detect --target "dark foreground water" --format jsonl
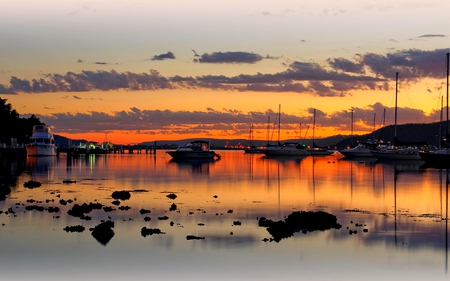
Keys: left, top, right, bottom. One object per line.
{"left": 0, "top": 150, "right": 449, "bottom": 281}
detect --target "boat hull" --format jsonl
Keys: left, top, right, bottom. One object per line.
{"left": 371, "top": 149, "right": 421, "bottom": 160}
{"left": 419, "top": 151, "right": 450, "bottom": 167}
{"left": 26, "top": 144, "right": 57, "bottom": 156}
{"left": 260, "top": 147, "right": 309, "bottom": 156}
{"left": 307, "top": 149, "right": 334, "bottom": 156}
{"left": 167, "top": 151, "right": 218, "bottom": 160}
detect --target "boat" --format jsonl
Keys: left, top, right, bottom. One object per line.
{"left": 340, "top": 143, "right": 373, "bottom": 158}
{"left": 420, "top": 53, "right": 450, "bottom": 166}
{"left": 260, "top": 141, "right": 309, "bottom": 156}
{"left": 26, "top": 125, "right": 57, "bottom": 156}
{"left": 307, "top": 108, "right": 333, "bottom": 156}
{"left": 244, "top": 123, "right": 260, "bottom": 153}
{"left": 166, "top": 140, "right": 221, "bottom": 160}
{"left": 259, "top": 105, "right": 309, "bottom": 157}
{"left": 370, "top": 73, "right": 426, "bottom": 160}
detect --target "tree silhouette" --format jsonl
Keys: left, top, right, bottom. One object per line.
{"left": 0, "top": 98, "right": 42, "bottom": 144}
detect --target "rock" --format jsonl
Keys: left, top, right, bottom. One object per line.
{"left": 233, "top": 221, "right": 242, "bottom": 226}
{"left": 186, "top": 235, "right": 205, "bottom": 240}
{"left": 166, "top": 193, "right": 177, "bottom": 200}
{"left": 67, "top": 202, "right": 103, "bottom": 218}
{"left": 111, "top": 190, "right": 131, "bottom": 200}
{"left": 118, "top": 205, "right": 131, "bottom": 211}
{"left": 111, "top": 200, "right": 121, "bottom": 206}
{"left": 23, "top": 180, "right": 41, "bottom": 189}
{"left": 64, "top": 225, "right": 85, "bottom": 232}
{"left": 158, "top": 216, "right": 169, "bottom": 220}
{"left": 144, "top": 216, "right": 151, "bottom": 222}
{"left": 227, "top": 209, "right": 233, "bottom": 214}
{"left": 258, "top": 211, "right": 342, "bottom": 242}
{"left": 90, "top": 220, "right": 115, "bottom": 245}
{"left": 62, "top": 180, "right": 76, "bottom": 184}
{"left": 141, "top": 227, "right": 165, "bottom": 237}
{"left": 169, "top": 203, "right": 177, "bottom": 211}
{"left": 139, "top": 209, "right": 151, "bottom": 214}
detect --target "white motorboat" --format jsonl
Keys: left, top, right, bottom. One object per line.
{"left": 26, "top": 125, "right": 57, "bottom": 156}
{"left": 371, "top": 145, "right": 422, "bottom": 160}
{"left": 166, "top": 140, "right": 220, "bottom": 160}
{"left": 260, "top": 141, "right": 309, "bottom": 156}
{"left": 339, "top": 144, "right": 373, "bottom": 158}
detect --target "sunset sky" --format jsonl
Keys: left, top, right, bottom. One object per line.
{"left": 1, "top": 0, "right": 450, "bottom": 144}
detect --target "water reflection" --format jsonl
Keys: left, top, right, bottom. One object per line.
{"left": 1, "top": 151, "right": 449, "bottom": 280}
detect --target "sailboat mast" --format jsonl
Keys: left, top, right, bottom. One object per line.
{"left": 313, "top": 108, "right": 316, "bottom": 146}
{"left": 372, "top": 112, "right": 376, "bottom": 140}
{"left": 278, "top": 104, "right": 281, "bottom": 144}
{"left": 351, "top": 109, "right": 354, "bottom": 146}
{"left": 446, "top": 53, "right": 449, "bottom": 139}
{"left": 394, "top": 72, "right": 399, "bottom": 140}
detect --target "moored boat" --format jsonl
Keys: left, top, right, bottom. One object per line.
{"left": 369, "top": 73, "right": 426, "bottom": 161}
{"left": 419, "top": 53, "right": 450, "bottom": 167}
{"left": 339, "top": 144, "right": 373, "bottom": 158}
{"left": 166, "top": 140, "right": 221, "bottom": 160}
{"left": 260, "top": 141, "right": 309, "bottom": 156}
{"left": 26, "top": 125, "right": 57, "bottom": 156}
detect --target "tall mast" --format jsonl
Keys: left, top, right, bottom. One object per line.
{"left": 351, "top": 109, "right": 354, "bottom": 146}
{"left": 278, "top": 104, "right": 281, "bottom": 144}
{"left": 394, "top": 72, "right": 399, "bottom": 141}
{"left": 446, "top": 53, "right": 449, "bottom": 139}
{"left": 312, "top": 108, "right": 316, "bottom": 146}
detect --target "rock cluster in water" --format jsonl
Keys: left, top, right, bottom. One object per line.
{"left": 259, "top": 211, "right": 342, "bottom": 242}
{"left": 90, "top": 220, "right": 115, "bottom": 245}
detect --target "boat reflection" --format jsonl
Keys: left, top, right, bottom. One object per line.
{"left": 167, "top": 158, "right": 216, "bottom": 174}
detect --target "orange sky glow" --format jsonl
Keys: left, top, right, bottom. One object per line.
{"left": 1, "top": 1, "right": 450, "bottom": 144}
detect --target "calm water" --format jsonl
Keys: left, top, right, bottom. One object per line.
{"left": 0, "top": 150, "right": 449, "bottom": 281}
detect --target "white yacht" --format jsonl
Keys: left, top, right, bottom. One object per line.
{"left": 339, "top": 144, "right": 373, "bottom": 158}
{"left": 260, "top": 141, "right": 310, "bottom": 157}
{"left": 166, "top": 140, "right": 220, "bottom": 160}
{"left": 26, "top": 125, "right": 57, "bottom": 156}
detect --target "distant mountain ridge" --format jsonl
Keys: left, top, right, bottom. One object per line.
{"left": 54, "top": 121, "right": 446, "bottom": 149}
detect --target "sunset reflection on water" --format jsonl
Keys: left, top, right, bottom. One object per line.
{"left": 0, "top": 150, "right": 448, "bottom": 280}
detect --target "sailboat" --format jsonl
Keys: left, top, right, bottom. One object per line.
{"left": 260, "top": 104, "right": 309, "bottom": 157}
{"left": 420, "top": 53, "right": 450, "bottom": 167}
{"left": 244, "top": 123, "right": 260, "bottom": 153}
{"left": 307, "top": 108, "right": 333, "bottom": 156}
{"left": 340, "top": 111, "right": 378, "bottom": 158}
{"left": 370, "top": 73, "right": 426, "bottom": 160}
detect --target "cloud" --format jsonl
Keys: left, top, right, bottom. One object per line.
{"left": 34, "top": 102, "right": 435, "bottom": 138}
{"left": 1, "top": 48, "right": 449, "bottom": 97}
{"left": 149, "top": 51, "right": 176, "bottom": 61}
{"left": 194, "top": 51, "right": 264, "bottom": 64}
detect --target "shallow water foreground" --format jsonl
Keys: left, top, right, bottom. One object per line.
{"left": 0, "top": 151, "right": 449, "bottom": 280}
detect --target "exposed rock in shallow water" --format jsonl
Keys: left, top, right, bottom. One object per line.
{"left": 90, "top": 220, "right": 115, "bottom": 245}
{"left": 169, "top": 203, "right": 177, "bottom": 211}
{"left": 139, "top": 209, "right": 151, "bottom": 214}
{"left": 141, "top": 227, "right": 165, "bottom": 237}
{"left": 186, "top": 235, "right": 205, "bottom": 240}
{"left": 166, "top": 193, "right": 177, "bottom": 200}
{"left": 64, "top": 225, "right": 85, "bottom": 233}
{"left": 258, "top": 211, "right": 342, "bottom": 242}
{"left": 23, "top": 180, "right": 41, "bottom": 189}
{"left": 67, "top": 202, "right": 103, "bottom": 218}
{"left": 0, "top": 185, "right": 11, "bottom": 201}
{"left": 111, "top": 190, "right": 131, "bottom": 200}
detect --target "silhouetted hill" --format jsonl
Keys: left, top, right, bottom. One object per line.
{"left": 335, "top": 122, "right": 444, "bottom": 149}
{"left": 55, "top": 121, "right": 445, "bottom": 149}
